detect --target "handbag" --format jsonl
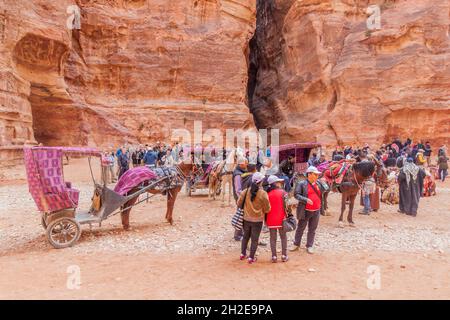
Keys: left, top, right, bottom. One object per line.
{"left": 282, "top": 213, "right": 297, "bottom": 232}
{"left": 231, "top": 189, "right": 249, "bottom": 231}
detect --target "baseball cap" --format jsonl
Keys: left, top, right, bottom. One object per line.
{"left": 267, "top": 175, "right": 284, "bottom": 185}
{"left": 306, "top": 166, "right": 321, "bottom": 175}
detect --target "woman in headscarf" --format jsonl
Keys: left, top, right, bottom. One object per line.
{"left": 397, "top": 158, "right": 426, "bottom": 216}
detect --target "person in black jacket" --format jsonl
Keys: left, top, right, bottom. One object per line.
{"left": 278, "top": 155, "right": 295, "bottom": 192}
{"left": 290, "top": 166, "right": 326, "bottom": 254}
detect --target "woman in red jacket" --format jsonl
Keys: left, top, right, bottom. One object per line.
{"left": 266, "top": 175, "right": 291, "bottom": 262}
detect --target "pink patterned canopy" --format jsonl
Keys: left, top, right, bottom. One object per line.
{"left": 24, "top": 146, "right": 100, "bottom": 213}
{"left": 30, "top": 146, "right": 101, "bottom": 157}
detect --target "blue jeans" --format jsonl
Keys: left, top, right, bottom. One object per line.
{"left": 279, "top": 175, "right": 291, "bottom": 192}
{"left": 363, "top": 194, "right": 371, "bottom": 213}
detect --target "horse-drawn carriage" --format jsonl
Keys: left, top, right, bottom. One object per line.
{"left": 183, "top": 146, "right": 222, "bottom": 196}
{"left": 270, "top": 142, "right": 322, "bottom": 192}
{"left": 270, "top": 142, "right": 322, "bottom": 174}
{"left": 24, "top": 146, "right": 183, "bottom": 248}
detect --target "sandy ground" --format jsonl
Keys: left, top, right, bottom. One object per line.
{"left": 0, "top": 158, "right": 449, "bottom": 299}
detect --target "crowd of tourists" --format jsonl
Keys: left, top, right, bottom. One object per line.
{"left": 230, "top": 138, "right": 448, "bottom": 264}
{"left": 99, "top": 138, "right": 447, "bottom": 265}
{"left": 100, "top": 142, "right": 185, "bottom": 184}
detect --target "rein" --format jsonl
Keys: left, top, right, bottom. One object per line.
{"left": 352, "top": 167, "right": 363, "bottom": 190}
{"left": 174, "top": 164, "right": 187, "bottom": 181}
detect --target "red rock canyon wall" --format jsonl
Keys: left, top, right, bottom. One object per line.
{"left": 0, "top": 0, "right": 256, "bottom": 165}
{"left": 1, "top": 0, "right": 449, "bottom": 166}
{"left": 248, "top": 0, "right": 450, "bottom": 148}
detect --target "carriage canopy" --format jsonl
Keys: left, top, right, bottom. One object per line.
{"left": 271, "top": 143, "right": 321, "bottom": 173}
{"left": 24, "top": 146, "right": 101, "bottom": 213}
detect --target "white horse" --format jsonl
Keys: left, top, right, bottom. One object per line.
{"left": 220, "top": 148, "right": 243, "bottom": 206}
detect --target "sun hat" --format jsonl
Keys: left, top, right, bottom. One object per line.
{"left": 267, "top": 175, "right": 284, "bottom": 185}
{"left": 252, "top": 172, "right": 265, "bottom": 184}
{"left": 306, "top": 166, "right": 321, "bottom": 175}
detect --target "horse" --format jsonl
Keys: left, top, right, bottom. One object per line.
{"left": 119, "top": 162, "right": 193, "bottom": 229}
{"left": 208, "top": 160, "right": 225, "bottom": 200}
{"left": 323, "top": 161, "right": 375, "bottom": 227}
{"left": 221, "top": 148, "right": 241, "bottom": 206}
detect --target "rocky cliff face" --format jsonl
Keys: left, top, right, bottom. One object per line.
{"left": 248, "top": 0, "right": 450, "bottom": 147}
{"left": 1, "top": 0, "right": 449, "bottom": 166}
{"left": 0, "top": 0, "right": 256, "bottom": 165}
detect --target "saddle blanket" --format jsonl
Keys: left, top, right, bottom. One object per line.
{"left": 114, "top": 166, "right": 182, "bottom": 196}
{"left": 322, "top": 160, "right": 350, "bottom": 186}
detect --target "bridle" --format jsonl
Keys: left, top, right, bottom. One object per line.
{"left": 352, "top": 166, "right": 364, "bottom": 190}
{"left": 174, "top": 163, "right": 187, "bottom": 181}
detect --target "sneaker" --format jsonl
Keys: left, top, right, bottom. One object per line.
{"left": 234, "top": 236, "right": 243, "bottom": 241}
{"left": 281, "top": 255, "right": 289, "bottom": 262}
{"left": 239, "top": 254, "right": 247, "bottom": 261}
{"left": 248, "top": 257, "right": 257, "bottom": 264}
{"left": 271, "top": 256, "right": 277, "bottom": 263}
{"left": 306, "top": 247, "right": 314, "bottom": 254}
{"left": 289, "top": 245, "right": 300, "bottom": 252}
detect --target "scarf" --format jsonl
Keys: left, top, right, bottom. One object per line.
{"left": 402, "top": 162, "right": 419, "bottom": 188}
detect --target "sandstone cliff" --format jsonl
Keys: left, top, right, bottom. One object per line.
{"left": 0, "top": 0, "right": 256, "bottom": 165}
{"left": 248, "top": 0, "right": 450, "bottom": 147}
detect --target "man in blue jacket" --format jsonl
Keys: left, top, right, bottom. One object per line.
{"left": 143, "top": 148, "right": 158, "bottom": 168}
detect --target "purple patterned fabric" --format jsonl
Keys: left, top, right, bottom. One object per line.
{"left": 317, "top": 161, "right": 331, "bottom": 173}
{"left": 31, "top": 146, "right": 101, "bottom": 157}
{"left": 24, "top": 147, "right": 80, "bottom": 213}
{"left": 113, "top": 167, "right": 158, "bottom": 196}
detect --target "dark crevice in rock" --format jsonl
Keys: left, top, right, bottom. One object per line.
{"left": 246, "top": 0, "right": 294, "bottom": 130}
{"left": 327, "top": 89, "right": 338, "bottom": 112}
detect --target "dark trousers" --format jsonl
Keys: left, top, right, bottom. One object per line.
{"left": 294, "top": 210, "right": 320, "bottom": 248}
{"left": 439, "top": 169, "right": 448, "bottom": 182}
{"left": 269, "top": 228, "right": 287, "bottom": 257}
{"left": 241, "top": 220, "right": 263, "bottom": 259}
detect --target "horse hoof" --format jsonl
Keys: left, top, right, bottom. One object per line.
{"left": 348, "top": 222, "right": 356, "bottom": 227}
{"left": 338, "top": 221, "right": 344, "bottom": 228}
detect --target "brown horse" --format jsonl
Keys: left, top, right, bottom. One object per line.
{"left": 208, "top": 160, "right": 226, "bottom": 200}
{"left": 119, "top": 162, "right": 193, "bottom": 229}
{"left": 323, "top": 161, "right": 375, "bottom": 227}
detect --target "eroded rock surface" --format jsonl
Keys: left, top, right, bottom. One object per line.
{"left": 248, "top": 0, "right": 450, "bottom": 147}
{"left": 0, "top": 0, "right": 256, "bottom": 165}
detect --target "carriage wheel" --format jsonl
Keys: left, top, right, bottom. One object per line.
{"left": 46, "top": 217, "right": 81, "bottom": 249}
